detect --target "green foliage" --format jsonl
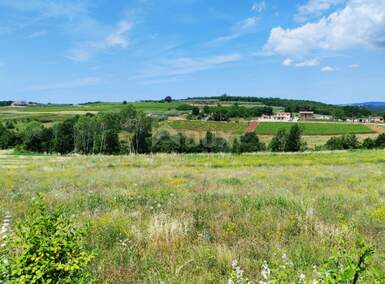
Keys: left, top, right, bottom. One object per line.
{"left": 232, "top": 138, "right": 241, "bottom": 154}
{"left": 52, "top": 117, "right": 77, "bottom": 154}
{"left": 175, "top": 104, "right": 194, "bottom": 111}
{"left": 204, "top": 105, "right": 273, "bottom": 121}
{"left": 269, "top": 129, "right": 288, "bottom": 152}
{"left": 198, "top": 131, "right": 230, "bottom": 153}
{"left": 256, "top": 122, "right": 373, "bottom": 136}
{"left": 192, "top": 106, "right": 200, "bottom": 116}
{"left": 0, "top": 123, "right": 19, "bottom": 149}
{"left": 285, "top": 124, "right": 303, "bottom": 152}
{"left": 362, "top": 138, "right": 376, "bottom": 149}
{"left": 326, "top": 134, "right": 360, "bottom": 150}
{"left": 20, "top": 121, "right": 53, "bottom": 153}
{"left": 189, "top": 95, "right": 373, "bottom": 118}
{"left": 375, "top": 133, "right": 385, "bottom": 148}
{"left": 1, "top": 198, "right": 94, "bottom": 283}
{"left": 227, "top": 240, "right": 381, "bottom": 283}
{"left": 239, "top": 132, "right": 265, "bottom": 152}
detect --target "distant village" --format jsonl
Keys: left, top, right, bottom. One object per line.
{"left": 259, "top": 111, "right": 384, "bottom": 124}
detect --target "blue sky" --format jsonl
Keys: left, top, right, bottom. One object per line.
{"left": 0, "top": 0, "right": 384, "bottom": 104}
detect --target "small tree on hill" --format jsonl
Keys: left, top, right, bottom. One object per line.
{"left": 164, "top": 96, "right": 172, "bottom": 103}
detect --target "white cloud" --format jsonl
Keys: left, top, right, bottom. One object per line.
{"left": 252, "top": 1, "right": 266, "bottom": 13}
{"left": 266, "top": 0, "right": 385, "bottom": 58}
{"left": 240, "top": 17, "right": 259, "bottom": 29}
{"left": 349, "top": 63, "right": 360, "bottom": 68}
{"left": 321, "top": 66, "right": 335, "bottom": 72}
{"left": 68, "top": 20, "right": 133, "bottom": 62}
{"left": 23, "top": 76, "right": 100, "bottom": 92}
{"left": 296, "top": 0, "right": 345, "bottom": 21}
{"left": 135, "top": 54, "right": 242, "bottom": 79}
{"left": 208, "top": 17, "right": 258, "bottom": 45}
{"left": 282, "top": 58, "right": 320, "bottom": 67}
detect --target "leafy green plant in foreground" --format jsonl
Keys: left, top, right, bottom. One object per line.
{"left": 0, "top": 198, "right": 94, "bottom": 283}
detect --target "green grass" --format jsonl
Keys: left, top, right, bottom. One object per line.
{"left": 1, "top": 150, "right": 385, "bottom": 282}
{"left": 0, "top": 102, "right": 184, "bottom": 113}
{"left": 164, "top": 120, "right": 247, "bottom": 134}
{"left": 255, "top": 122, "right": 374, "bottom": 135}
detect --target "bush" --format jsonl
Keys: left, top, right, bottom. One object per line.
{"left": 176, "top": 104, "right": 193, "bottom": 111}
{"left": 239, "top": 132, "right": 265, "bottom": 153}
{"left": 326, "top": 134, "right": 360, "bottom": 150}
{"left": 0, "top": 198, "right": 94, "bottom": 283}
{"left": 375, "top": 133, "right": 385, "bottom": 148}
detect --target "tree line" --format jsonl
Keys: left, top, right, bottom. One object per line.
{"left": 1, "top": 106, "right": 385, "bottom": 154}
{"left": 187, "top": 95, "right": 379, "bottom": 119}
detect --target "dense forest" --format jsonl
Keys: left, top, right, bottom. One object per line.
{"left": 186, "top": 95, "right": 377, "bottom": 118}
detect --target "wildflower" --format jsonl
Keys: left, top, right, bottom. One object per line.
{"left": 299, "top": 273, "right": 306, "bottom": 282}
{"left": 261, "top": 261, "right": 270, "bottom": 281}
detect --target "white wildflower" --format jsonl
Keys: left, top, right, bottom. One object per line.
{"left": 261, "top": 261, "right": 270, "bottom": 280}
{"left": 299, "top": 273, "right": 306, "bottom": 282}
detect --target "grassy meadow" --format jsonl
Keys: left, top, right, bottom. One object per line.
{"left": 0, "top": 102, "right": 184, "bottom": 114}
{"left": 1, "top": 150, "right": 385, "bottom": 282}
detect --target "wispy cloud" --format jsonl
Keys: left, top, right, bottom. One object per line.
{"left": 207, "top": 17, "right": 259, "bottom": 45}
{"left": 134, "top": 54, "right": 242, "bottom": 80}
{"left": 282, "top": 58, "right": 320, "bottom": 67}
{"left": 321, "top": 66, "right": 335, "bottom": 72}
{"left": 23, "top": 76, "right": 100, "bottom": 92}
{"left": 349, "top": 64, "right": 360, "bottom": 68}
{"left": 68, "top": 20, "right": 133, "bottom": 62}
{"left": 295, "top": 0, "right": 345, "bottom": 22}
{"left": 251, "top": 1, "right": 266, "bottom": 13}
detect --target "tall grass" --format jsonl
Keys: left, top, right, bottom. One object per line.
{"left": 0, "top": 151, "right": 385, "bottom": 282}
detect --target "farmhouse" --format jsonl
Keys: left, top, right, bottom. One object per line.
{"left": 299, "top": 111, "right": 314, "bottom": 120}
{"left": 11, "top": 101, "right": 29, "bottom": 107}
{"left": 272, "top": 112, "right": 292, "bottom": 121}
{"left": 313, "top": 114, "right": 333, "bottom": 120}
{"left": 371, "top": 116, "right": 385, "bottom": 123}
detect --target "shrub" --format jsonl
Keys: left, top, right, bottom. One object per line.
{"left": 0, "top": 198, "right": 94, "bottom": 283}
{"left": 239, "top": 132, "right": 265, "bottom": 153}
{"left": 326, "top": 134, "right": 360, "bottom": 150}
{"left": 375, "top": 133, "right": 385, "bottom": 149}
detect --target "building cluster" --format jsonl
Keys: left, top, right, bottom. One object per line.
{"left": 11, "top": 101, "right": 30, "bottom": 107}
{"left": 348, "top": 116, "right": 385, "bottom": 123}
{"left": 260, "top": 111, "right": 326, "bottom": 122}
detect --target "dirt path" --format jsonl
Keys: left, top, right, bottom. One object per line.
{"left": 244, "top": 121, "right": 260, "bottom": 134}
{"left": 368, "top": 124, "right": 385, "bottom": 134}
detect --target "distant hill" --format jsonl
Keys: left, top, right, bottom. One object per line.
{"left": 185, "top": 95, "right": 375, "bottom": 118}
{"left": 349, "top": 102, "right": 385, "bottom": 113}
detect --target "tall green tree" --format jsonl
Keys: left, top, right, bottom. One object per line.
{"left": 285, "top": 124, "right": 303, "bottom": 152}
{"left": 269, "top": 129, "right": 288, "bottom": 152}
{"left": 52, "top": 117, "right": 77, "bottom": 154}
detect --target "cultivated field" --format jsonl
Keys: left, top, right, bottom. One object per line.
{"left": 255, "top": 122, "right": 374, "bottom": 135}
{"left": 1, "top": 150, "right": 385, "bottom": 283}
